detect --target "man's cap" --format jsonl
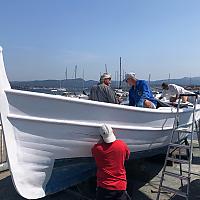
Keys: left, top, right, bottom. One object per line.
{"left": 99, "top": 124, "right": 116, "bottom": 143}
{"left": 100, "top": 73, "right": 112, "bottom": 83}
{"left": 100, "top": 73, "right": 111, "bottom": 80}
{"left": 124, "top": 72, "right": 136, "bottom": 82}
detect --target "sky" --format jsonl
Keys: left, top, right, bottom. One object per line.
{"left": 0, "top": 0, "right": 200, "bottom": 81}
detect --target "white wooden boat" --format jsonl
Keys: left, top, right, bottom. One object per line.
{"left": 0, "top": 47, "right": 200, "bottom": 199}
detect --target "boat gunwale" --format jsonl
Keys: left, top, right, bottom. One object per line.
{"left": 5, "top": 89, "right": 196, "bottom": 114}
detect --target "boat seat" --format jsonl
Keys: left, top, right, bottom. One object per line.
{"left": 156, "top": 99, "right": 193, "bottom": 109}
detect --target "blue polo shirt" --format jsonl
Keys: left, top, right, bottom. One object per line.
{"left": 129, "top": 80, "right": 157, "bottom": 107}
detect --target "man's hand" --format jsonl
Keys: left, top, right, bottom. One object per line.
{"left": 144, "top": 100, "right": 153, "bottom": 108}
{"left": 170, "top": 96, "right": 177, "bottom": 102}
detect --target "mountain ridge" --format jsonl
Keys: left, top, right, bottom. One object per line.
{"left": 10, "top": 76, "right": 200, "bottom": 90}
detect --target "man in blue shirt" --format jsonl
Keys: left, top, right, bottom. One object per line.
{"left": 124, "top": 73, "right": 157, "bottom": 108}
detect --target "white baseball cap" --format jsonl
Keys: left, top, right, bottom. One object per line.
{"left": 100, "top": 73, "right": 111, "bottom": 81}
{"left": 99, "top": 124, "right": 116, "bottom": 143}
{"left": 124, "top": 72, "right": 136, "bottom": 82}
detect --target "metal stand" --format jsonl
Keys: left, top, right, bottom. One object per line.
{"left": 156, "top": 93, "right": 200, "bottom": 200}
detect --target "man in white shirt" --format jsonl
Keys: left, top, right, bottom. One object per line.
{"left": 160, "top": 83, "right": 189, "bottom": 103}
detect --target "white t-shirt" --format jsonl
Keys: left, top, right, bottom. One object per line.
{"left": 161, "top": 84, "right": 186, "bottom": 100}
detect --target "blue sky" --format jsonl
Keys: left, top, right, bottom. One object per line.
{"left": 0, "top": 0, "right": 200, "bottom": 81}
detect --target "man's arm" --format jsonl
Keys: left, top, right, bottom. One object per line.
{"left": 105, "top": 87, "right": 119, "bottom": 104}
{"left": 169, "top": 85, "right": 179, "bottom": 102}
{"left": 159, "top": 90, "right": 166, "bottom": 100}
{"left": 89, "top": 86, "right": 97, "bottom": 101}
{"left": 129, "top": 88, "right": 135, "bottom": 106}
{"left": 126, "top": 146, "right": 130, "bottom": 160}
{"left": 141, "top": 81, "right": 151, "bottom": 98}
{"left": 124, "top": 142, "right": 130, "bottom": 160}
{"left": 136, "top": 81, "right": 150, "bottom": 107}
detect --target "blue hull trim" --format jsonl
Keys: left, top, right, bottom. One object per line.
{"left": 45, "top": 157, "right": 96, "bottom": 195}
{"left": 45, "top": 146, "right": 168, "bottom": 195}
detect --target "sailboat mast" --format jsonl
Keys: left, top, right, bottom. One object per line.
{"left": 75, "top": 65, "right": 77, "bottom": 79}
{"left": 82, "top": 68, "right": 85, "bottom": 90}
{"left": 116, "top": 71, "right": 119, "bottom": 88}
{"left": 168, "top": 73, "right": 171, "bottom": 83}
{"left": 59, "top": 80, "right": 62, "bottom": 89}
{"left": 189, "top": 74, "right": 192, "bottom": 86}
{"left": 65, "top": 67, "right": 68, "bottom": 80}
{"left": 148, "top": 73, "right": 151, "bottom": 86}
{"left": 123, "top": 69, "right": 125, "bottom": 82}
{"left": 119, "top": 57, "right": 122, "bottom": 89}
{"left": 105, "top": 64, "right": 108, "bottom": 73}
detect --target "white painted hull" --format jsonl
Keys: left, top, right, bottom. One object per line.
{"left": 0, "top": 47, "right": 200, "bottom": 199}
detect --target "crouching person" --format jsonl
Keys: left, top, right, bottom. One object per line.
{"left": 92, "top": 124, "right": 130, "bottom": 200}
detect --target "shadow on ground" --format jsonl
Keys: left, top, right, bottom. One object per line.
{"left": 126, "top": 155, "right": 165, "bottom": 200}
{"left": 0, "top": 176, "right": 26, "bottom": 200}
{"left": 3, "top": 154, "right": 195, "bottom": 200}
{"left": 192, "top": 154, "right": 200, "bottom": 165}
{"left": 0, "top": 155, "right": 165, "bottom": 200}
{"left": 170, "top": 179, "right": 200, "bottom": 200}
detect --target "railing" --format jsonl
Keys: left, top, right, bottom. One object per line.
{"left": 0, "top": 124, "right": 8, "bottom": 172}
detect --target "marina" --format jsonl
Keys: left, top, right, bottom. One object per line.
{"left": 1, "top": 46, "right": 200, "bottom": 199}
{"left": 1, "top": 1, "right": 200, "bottom": 199}
{"left": 0, "top": 47, "right": 200, "bottom": 200}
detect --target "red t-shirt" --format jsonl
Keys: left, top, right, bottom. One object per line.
{"left": 92, "top": 140, "right": 130, "bottom": 190}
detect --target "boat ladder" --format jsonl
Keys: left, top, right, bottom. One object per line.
{"left": 156, "top": 93, "right": 200, "bottom": 200}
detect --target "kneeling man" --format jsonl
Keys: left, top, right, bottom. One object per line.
{"left": 92, "top": 124, "right": 130, "bottom": 200}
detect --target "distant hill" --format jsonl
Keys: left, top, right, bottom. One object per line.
{"left": 151, "top": 77, "right": 200, "bottom": 87}
{"left": 11, "top": 79, "right": 98, "bottom": 91}
{"left": 10, "top": 76, "right": 200, "bottom": 91}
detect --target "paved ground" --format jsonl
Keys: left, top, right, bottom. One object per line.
{"left": 1, "top": 141, "right": 200, "bottom": 200}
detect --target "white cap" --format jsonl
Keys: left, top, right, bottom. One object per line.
{"left": 99, "top": 124, "right": 116, "bottom": 143}
{"left": 124, "top": 72, "right": 136, "bottom": 81}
